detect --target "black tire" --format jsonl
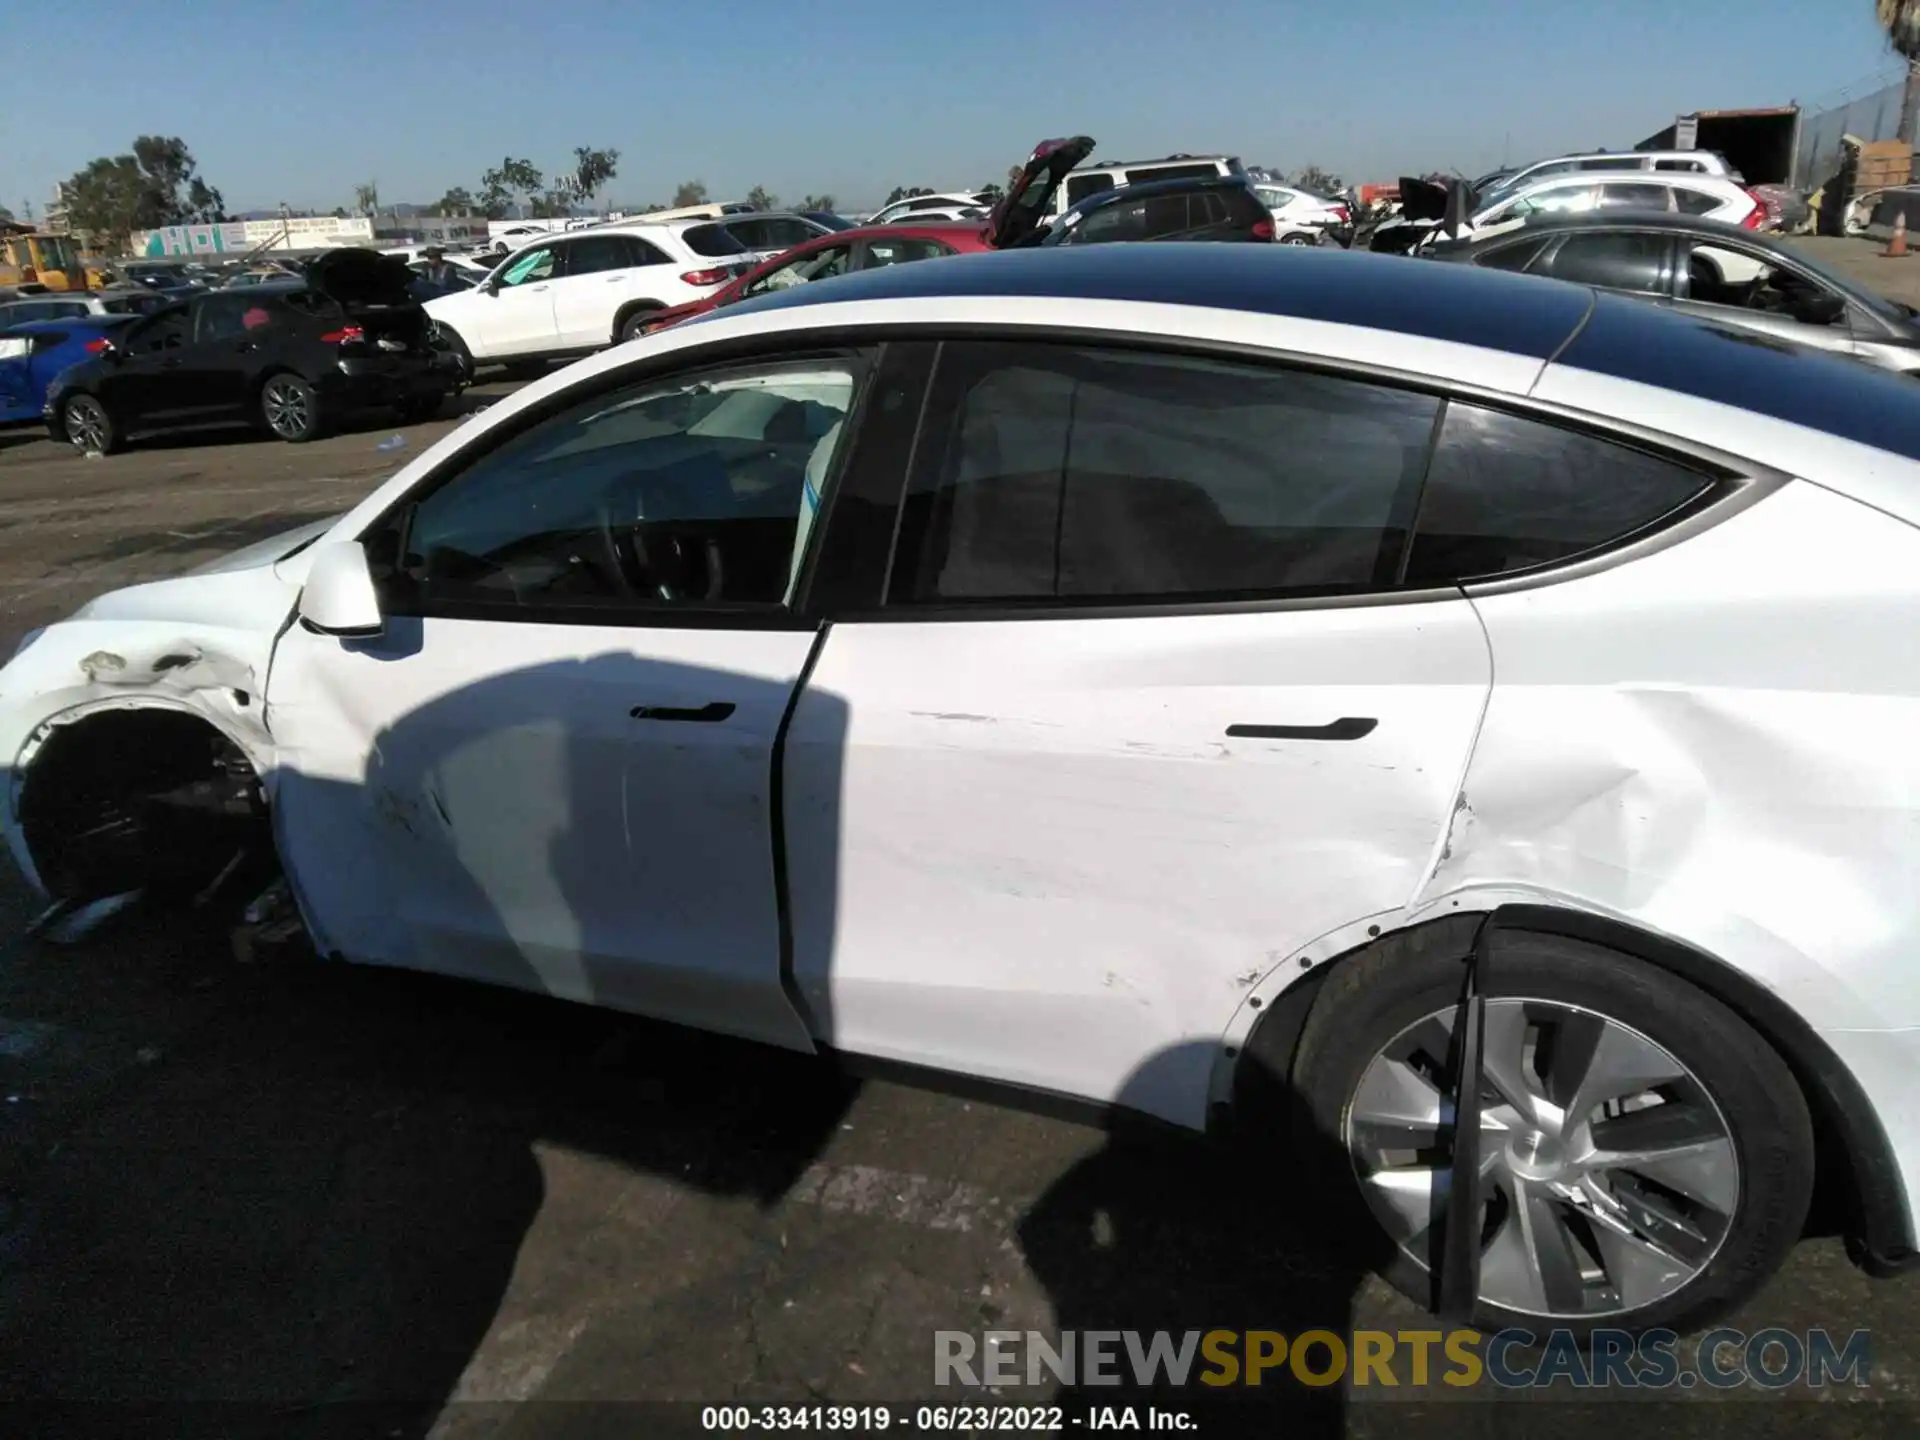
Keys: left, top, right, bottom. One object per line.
{"left": 61, "top": 393, "right": 121, "bottom": 455}
{"left": 1282, "top": 233, "right": 1314, "bottom": 246}
{"left": 617, "top": 307, "right": 662, "bottom": 344}
{"left": 1290, "top": 923, "right": 1814, "bottom": 1339}
{"left": 259, "top": 373, "right": 324, "bottom": 443}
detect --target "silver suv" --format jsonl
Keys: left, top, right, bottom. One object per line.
{"left": 1477, "top": 150, "right": 1738, "bottom": 210}
{"left": 1051, "top": 153, "right": 1244, "bottom": 217}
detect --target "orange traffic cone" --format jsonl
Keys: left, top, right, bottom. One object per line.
{"left": 1885, "top": 212, "right": 1909, "bottom": 258}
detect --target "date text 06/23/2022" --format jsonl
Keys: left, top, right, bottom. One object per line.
{"left": 702, "top": 1405, "right": 1191, "bottom": 1431}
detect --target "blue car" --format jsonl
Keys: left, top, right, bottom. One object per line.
{"left": 0, "top": 315, "right": 140, "bottom": 426}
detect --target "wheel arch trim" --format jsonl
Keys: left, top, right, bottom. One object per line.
{"left": 1223, "top": 899, "right": 1918, "bottom": 1274}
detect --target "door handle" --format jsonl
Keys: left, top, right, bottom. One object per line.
{"left": 631, "top": 701, "right": 735, "bottom": 723}
{"left": 1225, "top": 717, "right": 1377, "bottom": 741}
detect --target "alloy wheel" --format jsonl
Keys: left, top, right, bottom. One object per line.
{"left": 262, "top": 378, "right": 310, "bottom": 438}
{"left": 1344, "top": 997, "right": 1739, "bottom": 1319}
{"left": 65, "top": 397, "right": 109, "bottom": 452}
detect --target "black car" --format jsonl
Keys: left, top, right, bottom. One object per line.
{"left": 45, "top": 249, "right": 458, "bottom": 454}
{"left": 1038, "top": 174, "right": 1277, "bottom": 246}
{"left": 1426, "top": 211, "right": 1920, "bottom": 375}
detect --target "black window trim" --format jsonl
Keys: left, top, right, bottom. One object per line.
{"left": 342, "top": 318, "right": 1783, "bottom": 631}
{"left": 762, "top": 322, "right": 1778, "bottom": 624}
{"left": 350, "top": 337, "right": 887, "bottom": 632}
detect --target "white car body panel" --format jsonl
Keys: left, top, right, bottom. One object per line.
{"left": 267, "top": 616, "right": 818, "bottom": 1051}
{"left": 6, "top": 266, "right": 1920, "bottom": 1260}
{"left": 786, "top": 604, "right": 1491, "bottom": 1126}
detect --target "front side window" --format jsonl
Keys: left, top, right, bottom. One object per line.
{"left": 499, "top": 247, "right": 556, "bottom": 286}
{"left": 683, "top": 223, "right": 751, "bottom": 258}
{"left": 861, "top": 237, "right": 952, "bottom": 268}
{"left": 126, "top": 308, "right": 189, "bottom": 353}
{"left": 1472, "top": 235, "right": 1552, "bottom": 274}
{"left": 1540, "top": 232, "right": 1670, "bottom": 293}
{"left": 1403, "top": 403, "right": 1713, "bottom": 585}
{"left": 1684, "top": 243, "right": 1846, "bottom": 325}
{"left": 376, "top": 359, "right": 863, "bottom": 615}
{"left": 742, "top": 244, "right": 853, "bottom": 297}
{"left": 887, "top": 343, "right": 1440, "bottom": 604}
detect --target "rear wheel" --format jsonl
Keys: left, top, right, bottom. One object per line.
{"left": 1291, "top": 924, "right": 1814, "bottom": 1338}
{"left": 618, "top": 307, "right": 662, "bottom": 343}
{"left": 260, "top": 374, "right": 323, "bottom": 442}
{"left": 62, "top": 394, "right": 120, "bottom": 455}
{"left": 1282, "top": 232, "right": 1315, "bottom": 246}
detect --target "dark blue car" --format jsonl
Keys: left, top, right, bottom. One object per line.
{"left": 0, "top": 315, "right": 139, "bottom": 426}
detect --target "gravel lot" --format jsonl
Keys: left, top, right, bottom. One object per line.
{"left": 2, "top": 312, "right": 1919, "bottom": 1438}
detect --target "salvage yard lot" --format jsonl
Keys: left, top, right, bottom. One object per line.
{"left": 3, "top": 277, "right": 1920, "bottom": 1438}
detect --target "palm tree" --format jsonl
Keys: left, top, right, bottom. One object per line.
{"left": 1878, "top": 0, "right": 1920, "bottom": 151}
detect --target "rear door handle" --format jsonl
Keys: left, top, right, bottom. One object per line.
{"left": 1226, "top": 717, "right": 1377, "bottom": 741}
{"left": 631, "top": 701, "right": 735, "bottom": 723}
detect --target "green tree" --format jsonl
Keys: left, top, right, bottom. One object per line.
{"left": 1880, "top": 0, "right": 1920, "bottom": 154}
{"left": 571, "top": 147, "right": 620, "bottom": 207}
{"left": 797, "top": 193, "right": 836, "bottom": 213}
{"left": 61, "top": 137, "right": 225, "bottom": 251}
{"left": 746, "top": 184, "right": 779, "bottom": 211}
{"left": 480, "top": 157, "right": 544, "bottom": 219}
{"left": 884, "top": 185, "right": 933, "bottom": 206}
{"left": 353, "top": 180, "right": 380, "bottom": 217}
{"left": 672, "top": 179, "right": 709, "bottom": 207}
{"left": 432, "top": 186, "right": 476, "bottom": 216}
{"left": 977, "top": 181, "right": 1005, "bottom": 203}
{"left": 1289, "top": 164, "right": 1344, "bottom": 196}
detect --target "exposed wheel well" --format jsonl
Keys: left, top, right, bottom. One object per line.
{"left": 1233, "top": 906, "right": 1916, "bottom": 1276}
{"left": 16, "top": 707, "right": 272, "bottom": 904}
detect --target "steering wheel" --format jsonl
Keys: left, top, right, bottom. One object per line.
{"left": 595, "top": 471, "right": 722, "bottom": 602}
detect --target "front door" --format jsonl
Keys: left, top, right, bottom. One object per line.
{"left": 268, "top": 349, "right": 870, "bottom": 1049}
{"left": 783, "top": 339, "right": 1494, "bottom": 1124}
{"left": 99, "top": 307, "right": 195, "bottom": 427}
{"left": 478, "top": 244, "right": 562, "bottom": 356}
{"left": 182, "top": 292, "right": 270, "bottom": 423}
{"left": 547, "top": 233, "right": 655, "bottom": 350}
{"left": 1671, "top": 236, "right": 1860, "bottom": 359}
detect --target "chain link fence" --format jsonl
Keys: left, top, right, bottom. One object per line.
{"left": 1795, "top": 72, "right": 1905, "bottom": 188}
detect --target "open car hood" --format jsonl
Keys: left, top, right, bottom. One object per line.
{"left": 988, "top": 135, "right": 1097, "bottom": 248}
{"left": 303, "top": 247, "right": 417, "bottom": 307}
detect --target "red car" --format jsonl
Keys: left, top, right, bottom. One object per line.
{"left": 637, "top": 136, "right": 1095, "bottom": 335}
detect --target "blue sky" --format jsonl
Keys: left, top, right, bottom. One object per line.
{"left": 5, "top": 0, "right": 1906, "bottom": 215}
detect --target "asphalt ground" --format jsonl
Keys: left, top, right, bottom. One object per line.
{"left": 1, "top": 319, "right": 1918, "bottom": 1439}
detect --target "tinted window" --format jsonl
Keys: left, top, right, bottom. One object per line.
{"left": 1473, "top": 236, "right": 1552, "bottom": 273}
{"left": 1673, "top": 189, "right": 1723, "bottom": 215}
{"left": 561, "top": 235, "right": 633, "bottom": 276}
{"left": 1075, "top": 202, "right": 1148, "bottom": 243}
{"left": 1065, "top": 172, "right": 1116, "bottom": 205}
{"left": 1541, "top": 233, "right": 1669, "bottom": 293}
{"left": 1403, "top": 403, "right": 1712, "bottom": 584}
{"left": 126, "top": 309, "right": 189, "bottom": 353}
{"left": 1125, "top": 163, "right": 1220, "bottom": 184}
{"left": 683, "top": 223, "right": 750, "bottom": 258}
{"left": 380, "top": 361, "right": 861, "bottom": 614}
{"left": 861, "top": 237, "right": 952, "bottom": 268}
{"left": 194, "top": 294, "right": 275, "bottom": 343}
{"left": 1138, "top": 193, "right": 1195, "bottom": 238}
{"left": 1599, "top": 183, "right": 1674, "bottom": 211}
{"left": 622, "top": 234, "right": 669, "bottom": 266}
{"left": 888, "top": 343, "right": 1441, "bottom": 604}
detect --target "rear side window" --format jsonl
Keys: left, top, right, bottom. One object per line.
{"left": 1576, "top": 157, "right": 1645, "bottom": 172}
{"left": 1125, "top": 163, "right": 1220, "bottom": 184}
{"left": 1403, "top": 403, "right": 1713, "bottom": 585}
{"left": 1540, "top": 233, "right": 1669, "bottom": 293}
{"left": 1139, "top": 193, "right": 1194, "bottom": 238}
{"left": 1065, "top": 172, "right": 1116, "bottom": 205}
{"left": 682, "top": 224, "right": 749, "bottom": 258}
{"left": 888, "top": 343, "right": 1441, "bottom": 603}
{"left": 1598, "top": 183, "right": 1674, "bottom": 211}
{"left": 1673, "top": 189, "right": 1723, "bottom": 215}
{"left": 1473, "top": 236, "right": 1552, "bottom": 273}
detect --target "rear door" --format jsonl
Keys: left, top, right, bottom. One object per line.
{"left": 1530, "top": 230, "right": 1676, "bottom": 303}
{"left": 549, "top": 233, "right": 649, "bottom": 349}
{"left": 185, "top": 291, "right": 275, "bottom": 421}
{"left": 784, "top": 339, "right": 1494, "bottom": 1122}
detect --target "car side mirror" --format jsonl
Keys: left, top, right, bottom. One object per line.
{"left": 484, "top": 277, "right": 502, "bottom": 296}
{"left": 298, "top": 541, "right": 384, "bottom": 638}
{"left": 1791, "top": 291, "right": 1845, "bottom": 326}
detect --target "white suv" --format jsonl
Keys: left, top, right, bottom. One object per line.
{"left": 425, "top": 220, "right": 751, "bottom": 375}
{"left": 1051, "top": 152, "right": 1243, "bottom": 217}
{"left": 1476, "top": 150, "right": 1738, "bottom": 211}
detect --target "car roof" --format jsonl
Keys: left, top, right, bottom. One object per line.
{"left": 717, "top": 243, "right": 1920, "bottom": 463}
{"left": 1074, "top": 173, "right": 1255, "bottom": 206}
{"left": 1457, "top": 212, "right": 1763, "bottom": 243}
{"left": 1508, "top": 170, "right": 1735, "bottom": 193}
{"left": 1, "top": 314, "right": 138, "bottom": 333}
